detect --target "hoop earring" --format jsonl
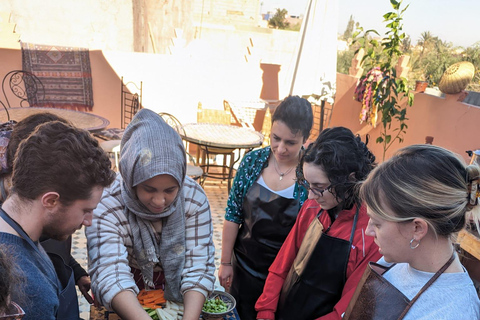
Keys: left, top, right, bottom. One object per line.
{"left": 410, "top": 238, "right": 420, "bottom": 249}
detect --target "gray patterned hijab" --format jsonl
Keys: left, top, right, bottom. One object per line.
{"left": 119, "top": 108, "right": 186, "bottom": 302}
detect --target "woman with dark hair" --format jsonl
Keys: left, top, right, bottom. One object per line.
{"left": 344, "top": 145, "right": 480, "bottom": 320}
{"left": 219, "top": 96, "right": 313, "bottom": 319}
{"left": 87, "top": 109, "right": 215, "bottom": 320}
{"left": 0, "top": 244, "right": 24, "bottom": 319}
{"left": 256, "top": 126, "right": 381, "bottom": 320}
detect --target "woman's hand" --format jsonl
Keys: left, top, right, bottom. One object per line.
{"left": 218, "top": 264, "right": 234, "bottom": 291}
{"left": 76, "top": 275, "right": 94, "bottom": 304}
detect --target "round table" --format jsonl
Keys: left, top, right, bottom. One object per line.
{"left": 181, "top": 123, "right": 264, "bottom": 149}
{"left": 0, "top": 107, "right": 110, "bottom": 132}
{"left": 180, "top": 123, "right": 264, "bottom": 191}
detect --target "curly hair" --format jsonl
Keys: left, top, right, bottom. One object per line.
{"left": 0, "top": 245, "right": 15, "bottom": 314}
{"left": 300, "top": 127, "right": 376, "bottom": 208}
{"left": 11, "top": 121, "right": 116, "bottom": 205}
{"left": 6, "top": 113, "right": 70, "bottom": 174}
{"left": 271, "top": 95, "right": 313, "bottom": 140}
{"left": 360, "top": 144, "right": 480, "bottom": 237}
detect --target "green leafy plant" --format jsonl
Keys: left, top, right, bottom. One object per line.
{"left": 268, "top": 8, "right": 290, "bottom": 29}
{"left": 352, "top": 0, "right": 414, "bottom": 160}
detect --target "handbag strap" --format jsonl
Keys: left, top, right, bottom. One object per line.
{"left": 397, "top": 252, "right": 455, "bottom": 320}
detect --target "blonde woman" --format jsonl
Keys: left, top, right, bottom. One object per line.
{"left": 344, "top": 144, "right": 480, "bottom": 320}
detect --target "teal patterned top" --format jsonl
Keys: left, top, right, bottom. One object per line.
{"left": 225, "top": 146, "right": 308, "bottom": 224}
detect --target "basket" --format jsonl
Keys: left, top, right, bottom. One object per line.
{"left": 438, "top": 61, "right": 475, "bottom": 94}
{"left": 201, "top": 290, "right": 236, "bottom": 320}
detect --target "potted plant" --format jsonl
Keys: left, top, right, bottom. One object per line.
{"left": 415, "top": 79, "right": 428, "bottom": 92}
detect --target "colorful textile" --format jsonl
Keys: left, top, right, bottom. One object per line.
{"left": 354, "top": 67, "right": 385, "bottom": 127}
{"left": 0, "top": 120, "right": 17, "bottom": 174}
{"left": 21, "top": 42, "right": 93, "bottom": 111}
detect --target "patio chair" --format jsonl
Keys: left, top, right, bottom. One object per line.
{"left": 94, "top": 77, "right": 142, "bottom": 141}
{"left": 196, "top": 102, "right": 236, "bottom": 182}
{"left": 96, "top": 77, "right": 142, "bottom": 170}
{"left": 158, "top": 112, "right": 204, "bottom": 184}
{"left": 1, "top": 70, "right": 46, "bottom": 119}
{"left": 223, "top": 100, "right": 258, "bottom": 129}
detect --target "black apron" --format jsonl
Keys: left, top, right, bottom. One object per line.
{"left": 230, "top": 182, "right": 300, "bottom": 320}
{"left": 277, "top": 207, "right": 359, "bottom": 320}
{"left": 343, "top": 254, "right": 455, "bottom": 320}
{"left": 0, "top": 209, "right": 80, "bottom": 320}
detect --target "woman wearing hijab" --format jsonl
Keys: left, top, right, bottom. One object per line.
{"left": 86, "top": 109, "right": 216, "bottom": 320}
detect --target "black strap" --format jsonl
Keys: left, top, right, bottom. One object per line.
{"left": 397, "top": 253, "right": 456, "bottom": 320}
{"left": 348, "top": 205, "right": 360, "bottom": 243}
{"left": 0, "top": 208, "right": 61, "bottom": 294}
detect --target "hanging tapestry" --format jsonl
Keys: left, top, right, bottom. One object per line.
{"left": 21, "top": 42, "right": 93, "bottom": 111}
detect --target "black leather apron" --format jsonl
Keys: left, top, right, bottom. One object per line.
{"left": 1, "top": 209, "right": 80, "bottom": 320}
{"left": 343, "top": 254, "right": 455, "bottom": 320}
{"left": 230, "top": 182, "right": 300, "bottom": 320}
{"left": 277, "top": 207, "right": 359, "bottom": 320}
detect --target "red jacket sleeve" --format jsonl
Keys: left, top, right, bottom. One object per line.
{"left": 255, "top": 201, "right": 320, "bottom": 320}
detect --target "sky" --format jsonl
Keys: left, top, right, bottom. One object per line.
{"left": 260, "top": 0, "right": 480, "bottom": 48}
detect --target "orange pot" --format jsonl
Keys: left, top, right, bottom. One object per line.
{"left": 415, "top": 81, "right": 428, "bottom": 93}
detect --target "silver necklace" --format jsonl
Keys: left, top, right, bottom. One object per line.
{"left": 273, "top": 156, "right": 296, "bottom": 181}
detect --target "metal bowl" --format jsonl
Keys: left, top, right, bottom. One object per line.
{"left": 201, "top": 290, "right": 236, "bottom": 320}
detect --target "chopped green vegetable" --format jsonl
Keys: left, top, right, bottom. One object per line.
{"left": 144, "top": 307, "right": 160, "bottom": 320}
{"left": 202, "top": 297, "right": 228, "bottom": 313}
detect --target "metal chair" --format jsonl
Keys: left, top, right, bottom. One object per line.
{"left": 97, "top": 77, "right": 142, "bottom": 170}
{"left": 94, "top": 77, "right": 142, "bottom": 141}
{"left": 1, "top": 70, "right": 46, "bottom": 120}
{"left": 158, "top": 112, "right": 204, "bottom": 184}
{"left": 196, "top": 102, "right": 237, "bottom": 188}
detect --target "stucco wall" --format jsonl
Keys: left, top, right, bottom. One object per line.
{"left": 0, "top": 0, "right": 134, "bottom": 51}
{"left": 330, "top": 73, "right": 480, "bottom": 163}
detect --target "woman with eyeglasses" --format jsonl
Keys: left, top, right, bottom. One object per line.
{"left": 256, "top": 126, "right": 381, "bottom": 320}
{"left": 219, "top": 96, "right": 313, "bottom": 320}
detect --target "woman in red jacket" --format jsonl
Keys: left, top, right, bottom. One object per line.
{"left": 256, "top": 127, "right": 382, "bottom": 320}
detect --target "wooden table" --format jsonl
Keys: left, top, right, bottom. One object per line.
{"left": 180, "top": 123, "right": 264, "bottom": 191}
{"left": 89, "top": 305, "right": 241, "bottom": 319}
{"left": 0, "top": 107, "right": 110, "bottom": 132}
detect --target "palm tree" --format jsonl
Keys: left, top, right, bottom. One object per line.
{"left": 418, "top": 31, "right": 434, "bottom": 55}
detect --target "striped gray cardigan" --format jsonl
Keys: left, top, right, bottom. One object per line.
{"left": 86, "top": 175, "right": 216, "bottom": 310}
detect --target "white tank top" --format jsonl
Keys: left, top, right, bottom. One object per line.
{"left": 256, "top": 175, "right": 295, "bottom": 199}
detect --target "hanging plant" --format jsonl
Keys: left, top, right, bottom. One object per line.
{"left": 354, "top": 67, "right": 387, "bottom": 127}
{"left": 352, "top": 0, "right": 414, "bottom": 160}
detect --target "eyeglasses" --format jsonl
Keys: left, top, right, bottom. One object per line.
{"left": 297, "top": 178, "right": 332, "bottom": 197}
{"left": 0, "top": 302, "right": 25, "bottom": 320}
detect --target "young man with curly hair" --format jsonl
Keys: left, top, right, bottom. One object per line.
{"left": 0, "top": 121, "right": 115, "bottom": 320}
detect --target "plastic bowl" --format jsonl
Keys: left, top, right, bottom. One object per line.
{"left": 201, "top": 290, "right": 236, "bottom": 320}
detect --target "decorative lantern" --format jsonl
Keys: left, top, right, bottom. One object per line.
{"left": 438, "top": 61, "right": 475, "bottom": 94}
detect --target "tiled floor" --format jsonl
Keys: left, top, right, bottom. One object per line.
{"left": 73, "top": 180, "right": 230, "bottom": 319}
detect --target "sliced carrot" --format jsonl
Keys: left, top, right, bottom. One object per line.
{"left": 137, "top": 289, "right": 166, "bottom": 308}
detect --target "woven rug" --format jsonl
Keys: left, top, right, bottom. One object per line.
{"left": 21, "top": 42, "right": 93, "bottom": 111}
